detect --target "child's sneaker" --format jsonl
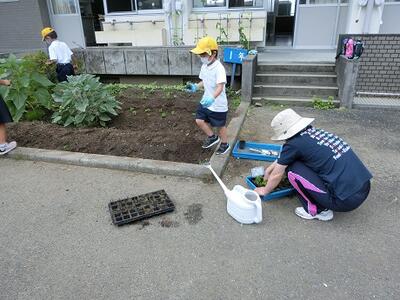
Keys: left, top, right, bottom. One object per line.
{"left": 202, "top": 135, "right": 220, "bottom": 149}
{"left": 0, "top": 141, "right": 17, "bottom": 155}
{"left": 216, "top": 143, "right": 230, "bottom": 155}
{"left": 295, "top": 207, "right": 333, "bottom": 221}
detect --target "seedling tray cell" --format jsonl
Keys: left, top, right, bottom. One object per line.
{"left": 245, "top": 176, "right": 295, "bottom": 201}
{"left": 232, "top": 141, "right": 282, "bottom": 161}
{"left": 109, "top": 189, "right": 175, "bottom": 226}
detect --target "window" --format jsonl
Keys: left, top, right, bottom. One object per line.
{"left": 106, "top": 0, "right": 162, "bottom": 12}
{"left": 106, "top": 0, "right": 134, "bottom": 12}
{"left": 300, "top": 0, "right": 345, "bottom": 4}
{"left": 194, "top": 0, "right": 263, "bottom": 8}
{"left": 137, "top": 0, "right": 162, "bottom": 9}
{"left": 51, "top": 0, "right": 77, "bottom": 14}
{"left": 193, "top": 0, "right": 226, "bottom": 8}
{"left": 229, "top": 0, "right": 263, "bottom": 8}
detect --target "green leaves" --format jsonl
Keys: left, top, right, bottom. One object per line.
{"left": 0, "top": 53, "right": 55, "bottom": 122}
{"left": 51, "top": 74, "right": 120, "bottom": 127}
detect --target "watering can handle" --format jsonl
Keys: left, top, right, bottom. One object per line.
{"left": 254, "top": 195, "right": 263, "bottom": 223}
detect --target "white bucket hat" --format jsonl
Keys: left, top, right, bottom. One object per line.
{"left": 271, "top": 109, "right": 314, "bottom": 141}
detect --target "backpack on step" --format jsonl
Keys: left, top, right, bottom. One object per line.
{"left": 335, "top": 37, "right": 352, "bottom": 59}
{"left": 353, "top": 40, "right": 364, "bottom": 58}
{"left": 344, "top": 38, "right": 355, "bottom": 59}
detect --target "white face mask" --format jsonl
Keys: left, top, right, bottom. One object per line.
{"left": 200, "top": 56, "right": 210, "bottom": 65}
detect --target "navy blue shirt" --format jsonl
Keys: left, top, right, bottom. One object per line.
{"left": 278, "top": 127, "right": 372, "bottom": 200}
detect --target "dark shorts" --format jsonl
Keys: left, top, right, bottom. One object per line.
{"left": 195, "top": 104, "right": 227, "bottom": 127}
{"left": 56, "top": 63, "right": 74, "bottom": 82}
{"left": 287, "top": 161, "right": 371, "bottom": 214}
{"left": 0, "top": 95, "right": 13, "bottom": 123}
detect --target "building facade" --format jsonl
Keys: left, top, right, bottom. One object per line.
{"left": 0, "top": 0, "right": 400, "bottom": 52}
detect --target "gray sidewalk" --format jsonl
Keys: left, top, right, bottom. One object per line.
{"left": 1, "top": 106, "right": 399, "bottom": 299}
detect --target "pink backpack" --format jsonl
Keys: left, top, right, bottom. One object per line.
{"left": 345, "top": 38, "right": 354, "bottom": 59}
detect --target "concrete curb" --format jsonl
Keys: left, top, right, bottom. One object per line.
{"left": 5, "top": 101, "right": 250, "bottom": 179}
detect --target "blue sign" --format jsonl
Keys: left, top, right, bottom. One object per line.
{"left": 223, "top": 48, "right": 248, "bottom": 64}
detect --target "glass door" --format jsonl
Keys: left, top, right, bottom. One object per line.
{"left": 47, "top": 0, "right": 86, "bottom": 48}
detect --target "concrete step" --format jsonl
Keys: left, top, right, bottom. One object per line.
{"left": 253, "top": 84, "right": 338, "bottom": 98}
{"left": 252, "top": 96, "right": 340, "bottom": 107}
{"left": 255, "top": 73, "right": 337, "bottom": 86}
{"left": 257, "top": 63, "right": 336, "bottom": 73}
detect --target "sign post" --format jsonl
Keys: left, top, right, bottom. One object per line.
{"left": 223, "top": 48, "right": 249, "bottom": 87}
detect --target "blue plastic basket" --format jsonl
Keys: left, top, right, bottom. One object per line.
{"left": 246, "top": 176, "right": 295, "bottom": 201}
{"left": 232, "top": 141, "right": 282, "bottom": 162}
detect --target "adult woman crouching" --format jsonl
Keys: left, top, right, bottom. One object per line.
{"left": 255, "top": 109, "right": 372, "bottom": 221}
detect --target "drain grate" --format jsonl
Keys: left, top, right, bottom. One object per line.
{"left": 109, "top": 189, "right": 175, "bottom": 226}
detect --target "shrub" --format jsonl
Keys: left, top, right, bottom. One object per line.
{"left": 51, "top": 74, "right": 121, "bottom": 127}
{"left": 23, "top": 51, "right": 57, "bottom": 83}
{"left": 0, "top": 54, "right": 54, "bottom": 121}
{"left": 312, "top": 96, "right": 335, "bottom": 110}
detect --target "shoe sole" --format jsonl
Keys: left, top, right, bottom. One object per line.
{"left": 295, "top": 210, "right": 333, "bottom": 221}
{"left": 216, "top": 145, "right": 231, "bottom": 155}
{"left": 0, "top": 143, "right": 16, "bottom": 155}
{"left": 202, "top": 137, "right": 220, "bottom": 149}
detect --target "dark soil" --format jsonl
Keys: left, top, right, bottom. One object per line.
{"left": 184, "top": 203, "right": 203, "bottom": 225}
{"left": 8, "top": 88, "right": 236, "bottom": 164}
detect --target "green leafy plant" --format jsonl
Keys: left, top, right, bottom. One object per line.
{"left": 312, "top": 96, "right": 335, "bottom": 110}
{"left": 238, "top": 26, "right": 250, "bottom": 50}
{"left": 216, "top": 21, "right": 229, "bottom": 45}
{"left": 0, "top": 54, "right": 54, "bottom": 121}
{"left": 23, "top": 51, "right": 58, "bottom": 83}
{"left": 254, "top": 176, "right": 267, "bottom": 187}
{"left": 105, "top": 83, "right": 134, "bottom": 97}
{"left": 51, "top": 74, "right": 121, "bottom": 127}
{"left": 226, "top": 87, "right": 241, "bottom": 110}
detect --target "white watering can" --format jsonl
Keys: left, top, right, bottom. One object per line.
{"left": 205, "top": 164, "right": 262, "bottom": 224}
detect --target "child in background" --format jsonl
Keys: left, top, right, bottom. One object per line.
{"left": 0, "top": 79, "right": 17, "bottom": 155}
{"left": 187, "top": 36, "right": 230, "bottom": 155}
{"left": 41, "top": 27, "right": 76, "bottom": 82}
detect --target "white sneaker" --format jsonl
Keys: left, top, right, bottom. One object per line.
{"left": 0, "top": 141, "right": 17, "bottom": 155}
{"left": 295, "top": 207, "right": 333, "bottom": 221}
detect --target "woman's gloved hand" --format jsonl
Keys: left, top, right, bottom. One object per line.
{"left": 200, "top": 96, "right": 215, "bottom": 108}
{"left": 185, "top": 82, "right": 198, "bottom": 93}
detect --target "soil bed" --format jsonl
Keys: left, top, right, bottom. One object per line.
{"left": 8, "top": 87, "right": 237, "bottom": 164}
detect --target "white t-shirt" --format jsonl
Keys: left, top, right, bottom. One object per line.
{"left": 199, "top": 59, "right": 228, "bottom": 112}
{"left": 48, "top": 40, "right": 73, "bottom": 64}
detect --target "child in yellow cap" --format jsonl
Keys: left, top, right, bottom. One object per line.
{"left": 188, "top": 36, "right": 229, "bottom": 155}
{"left": 41, "top": 27, "right": 77, "bottom": 82}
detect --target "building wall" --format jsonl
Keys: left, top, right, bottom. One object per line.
{"left": 97, "top": 10, "right": 266, "bottom": 47}
{"left": 379, "top": 3, "right": 400, "bottom": 34}
{"left": 294, "top": 4, "right": 348, "bottom": 49}
{"left": 0, "top": 0, "right": 50, "bottom": 53}
{"left": 338, "top": 34, "right": 400, "bottom": 94}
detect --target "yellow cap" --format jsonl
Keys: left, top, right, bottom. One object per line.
{"left": 190, "top": 36, "right": 218, "bottom": 55}
{"left": 41, "top": 27, "right": 55, "bottom": 41}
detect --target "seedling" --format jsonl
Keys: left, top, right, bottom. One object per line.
{"left": 144, "top": 108, "right": 151, "bottom": 113}
{"left": 252, "top": 176, "right": 291, "bottom": 190}
{"left": 254, "top": 176, "right": 267, "bottom": 187}
{"left": 161, "top": 112, "right": 167, "bottom": 118}
{"left": 312, "top": 96, "right": 335, "bottom": 110}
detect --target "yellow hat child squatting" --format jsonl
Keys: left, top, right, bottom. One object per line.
{"left": 190, "top": 36, "right": 218, "bottom": 55}
{"left": 41, "top": 27, "right": 55, "bottom": 41}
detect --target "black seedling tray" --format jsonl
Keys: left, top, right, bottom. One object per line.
{"left": 109, "top": 189, "right": 175, "bottom": 226}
